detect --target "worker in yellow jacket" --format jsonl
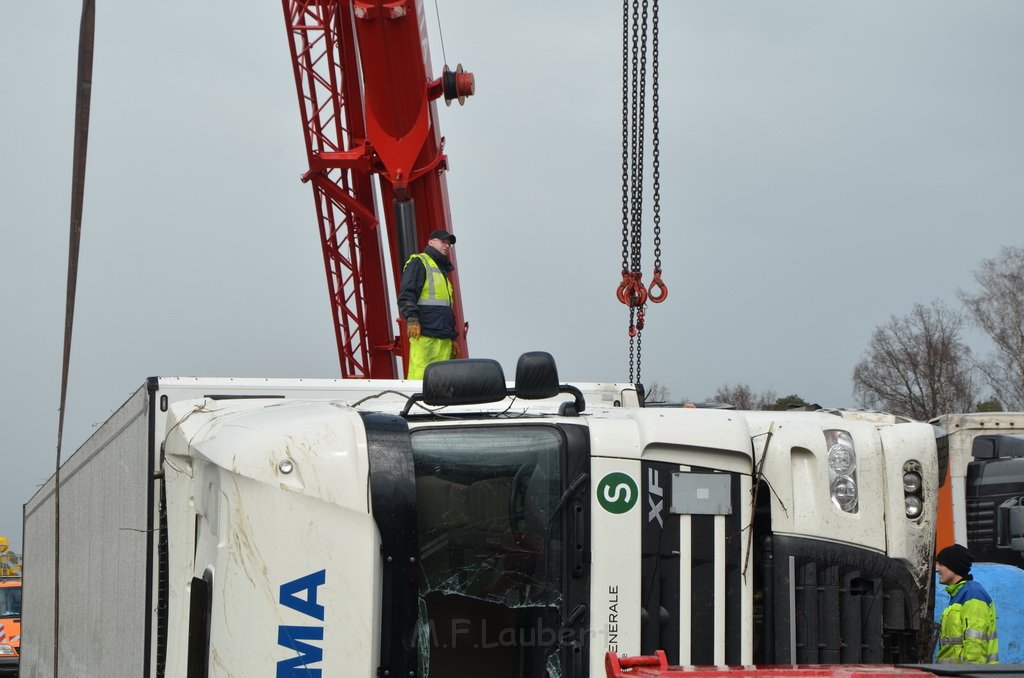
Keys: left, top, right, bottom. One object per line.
{"left": 935, "top": 544, "right": 998, "bottom": 664}
{"left": 397, "top": 230, "right": 459, "bottom": 379}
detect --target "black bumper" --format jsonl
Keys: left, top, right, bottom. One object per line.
{"left": 0, "top": 654, "right": 18, "bottom": 678}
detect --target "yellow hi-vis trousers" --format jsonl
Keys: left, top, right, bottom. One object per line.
{"left": 406, "top": 336, "right": 453, "bottom": 380}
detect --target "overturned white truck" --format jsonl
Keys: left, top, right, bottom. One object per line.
{"left": 21, "top": 354, "right": 939, "bottom": 677}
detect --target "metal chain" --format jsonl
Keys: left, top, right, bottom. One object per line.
{"left": 635, "top": 313, "right": 643, "bottom": 383}
{"left": 632, "top": 0, "right": 649, "bottom": 385}
{"left": 628, "top": 307, "right": 636, "bottom": 382}
{"left": 650, "top": 0, "right": 662, "bottom": 274}
{"left": 622, "top": 0, "right": 638, "bottom": 278}
{"left": 621, "top": 0, "right": 660, "bottom": 385}
{"left": 619, "top": 0, "right": 630, "bottom": 275}
{"left": 631, "top": 0, "right": 648, "bottom": 279}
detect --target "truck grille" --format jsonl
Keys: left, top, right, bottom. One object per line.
{"left": 640, "top": 462, "right": 744, "bottom": 666}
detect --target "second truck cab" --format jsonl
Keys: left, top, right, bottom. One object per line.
{"left": 0, "top": 577, "right": 21, "bottom": 677}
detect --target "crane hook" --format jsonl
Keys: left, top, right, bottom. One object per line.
{"left": 616, "top": 271, "right": 648, "bottom": 307}
{"left": 647, "top": 270, "right": 668, "bottom": 303}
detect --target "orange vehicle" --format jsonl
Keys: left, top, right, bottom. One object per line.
{"left": 0, "top": 537, "right": 20, "bottom": 677}
{"left": 0, "top": 576, "right": 19, "bottom": 677}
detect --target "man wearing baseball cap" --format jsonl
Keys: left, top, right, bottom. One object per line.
{"left": 935, "top": 543, "right": 998, "bottom": 664}
{"left": 397, "top": 229, "right": 460, "bottom": 379}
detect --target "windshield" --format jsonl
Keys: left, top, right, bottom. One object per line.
{"left": 411, "top": 425, "right": 568, "bottom": 678}
{"left": 0, "top": 585, "right": 21, "bottom": 617}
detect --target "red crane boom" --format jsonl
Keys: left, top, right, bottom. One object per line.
{"left": 281, "top": 0, "right": 473, "bottom": 378}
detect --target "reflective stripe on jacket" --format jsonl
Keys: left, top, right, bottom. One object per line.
{"left": 410, "top": 253, "right": 452, "bottom": 306}
{"left": 937, "top": 579, "right": 998, "bottom": 664}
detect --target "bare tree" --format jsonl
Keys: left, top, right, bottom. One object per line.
{"left": 960, "top": 246, "right": 1024, "bottom": 411}
{"left": 709, "top": 383, "right": 778, "bottom": 410}
{"left": 644, "top": 381, "right": 672, "bottom": 402}
{"left": 852, "top": 301, "right": 977, "bottom": 419}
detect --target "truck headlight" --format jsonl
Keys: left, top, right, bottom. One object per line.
{"left": 0, "top": 642, "right": 15, "bottom": 656}
{"left": 905, "top": 495, "right": 923, "bottom": 519}
{"left": 825, "top": 429, "right": 858, "bottom": 513}
{"left": 903, "top": 461, "right": 925, "bottom": 520}
{"left": 827, "top": 443, "right": 856, "bottom": 475}
{"left": 903, "top": 471, "right": 922, "bottom": 494}
{"left": 831, "top": 476, "right": 858, "bottom": 512}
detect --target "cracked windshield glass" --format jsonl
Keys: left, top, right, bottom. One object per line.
{"left": 412, "top": 425, "right": 568, "bottom": 678}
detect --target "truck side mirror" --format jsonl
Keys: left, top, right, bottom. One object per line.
{"left": 514, "top": 351, "right": 560, "bottom": 399}
{"left": 421, "top": 358, "right": 507, "bottom": 406}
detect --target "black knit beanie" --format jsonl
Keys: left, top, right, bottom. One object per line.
{"left": 936, "top": 544, "right": 973, "bottom": 577}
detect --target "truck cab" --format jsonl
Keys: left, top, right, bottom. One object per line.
{"left": 156, "top": 355, "right": 939, "bottom": 676}
{"left": 930, "top": 412, "right": 1024, "bottom": 561}
{"left": 0, "top": 577, "right": 21, "bottom": 677}
{"left": 22, "top": 354, "right": 941, "bottom": 677}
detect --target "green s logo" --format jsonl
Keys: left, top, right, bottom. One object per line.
{"left": 597, "top": 472, "right": 638, "bottom": 514}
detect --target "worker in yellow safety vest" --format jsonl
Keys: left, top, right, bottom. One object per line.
{"left": 0, "top": 537, "right": 20, "bottom": 577}
{"left": 935, "top": 543, "right": 998, "bottom": 664}
{"left": 397, "top": 229, "right": 460, "bottom": 379}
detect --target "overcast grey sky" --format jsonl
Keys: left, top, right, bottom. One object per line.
{"left": 2, "top": 1, "right": 1022, "bottom": 547}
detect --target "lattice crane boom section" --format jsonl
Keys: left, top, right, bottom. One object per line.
{"left": 283, "top": 0, "right": 395, "bottom": 378}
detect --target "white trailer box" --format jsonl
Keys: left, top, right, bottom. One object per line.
{"left": 22, "top": 384, "right": 154, "bottom": 677}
